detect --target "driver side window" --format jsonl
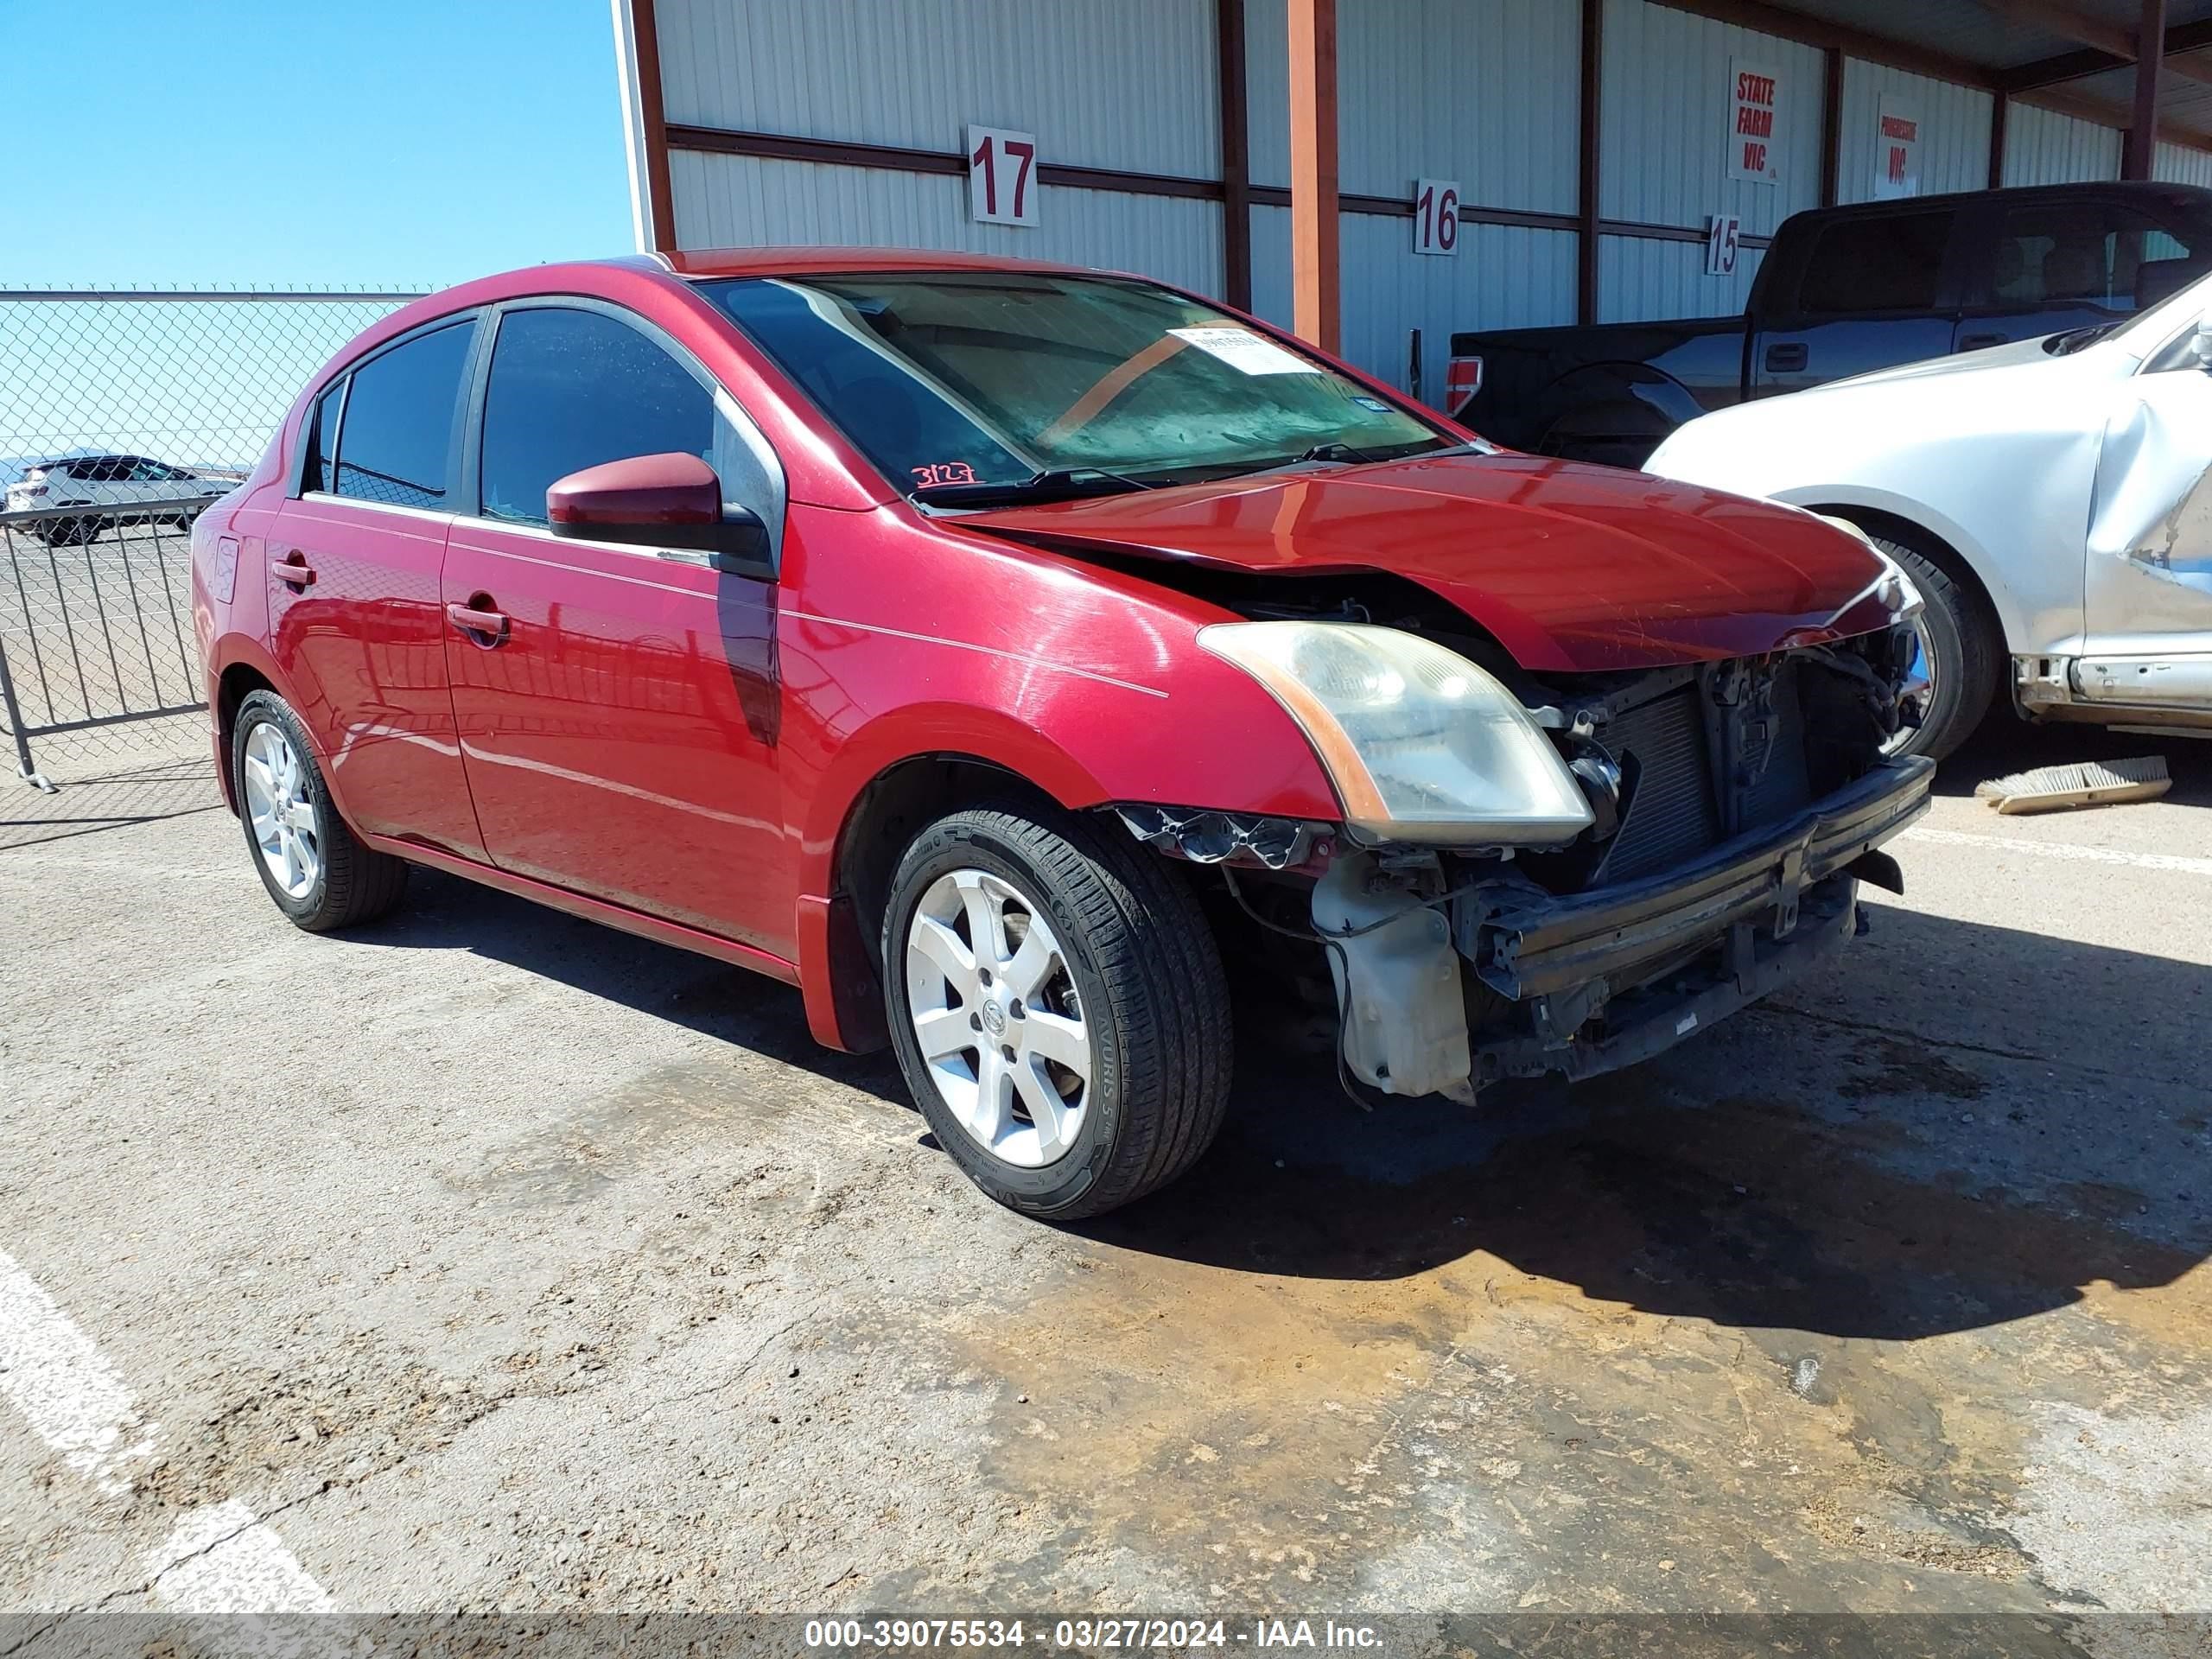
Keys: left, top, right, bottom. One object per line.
{"left": 478, "top": 307, "right": 715, "bottom": 527}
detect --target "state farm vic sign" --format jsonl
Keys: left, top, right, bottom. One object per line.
{"left": 1727, "top": 58, "right": 1783, "bottom": 186}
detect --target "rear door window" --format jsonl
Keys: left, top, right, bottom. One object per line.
{"left": 1796, "top": 212, "right": 1955, "bottom": 315}
{"left": 476, "top": 307, "right": 715, "bottom": 526}
{"left": 332, "top": 320, "right": 475, "bottom": 510}
{"left": 1993, "top": 201, "right": 2201, "bottom": 313}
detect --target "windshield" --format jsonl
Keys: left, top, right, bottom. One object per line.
{"left": 702, "top": 270, "right": 1458, "bottom": 498}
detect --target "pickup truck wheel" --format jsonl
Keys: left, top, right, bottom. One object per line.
{"left": 232, "top": 690, "right": 409, "bottom": 931}
{"left": 1872, "top": 535, "right": 1997, "bottom": 762}
{"left": 882, "top": 804, "right": 1232, "bottom": 1220}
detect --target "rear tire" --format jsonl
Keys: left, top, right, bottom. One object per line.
{"left": 1873, "top": 534, "right": 1999, "bottom": 762}
{"left": 881, "top": 804, "right": 1232, "bottom": 1219}
{"left": 231, "top": 690, "right": 408, "bottom": 931}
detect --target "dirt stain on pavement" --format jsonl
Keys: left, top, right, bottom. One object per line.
{"left": 917, "top": 1087, "right": 2212, "bottom": 1609}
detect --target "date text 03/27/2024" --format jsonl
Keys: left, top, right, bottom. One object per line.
{"left": 802, "top": 1618, "right": 1386, "bottom": 1649}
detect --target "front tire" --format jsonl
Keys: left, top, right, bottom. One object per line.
{"left": 232, "top": 690, "right": 408, "bottom": 931}
{"left": 882, "top": 804, "right": 1232, "bottom": 1219}
{"left": 1874, "top": 534, "right": 1998, "bottom": 762}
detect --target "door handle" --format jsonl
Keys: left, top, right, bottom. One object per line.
{"left": 1958, "top": 332, "right": 2006, "bottom": 351}
{"left": 1764, "top": 342, "right": 1809, "bottom": 373}
{"left": 445, "top": 600, "right": 511, "bottom": 645}
{"left": 270, "top": 554, "right": 315, "bottom": 588}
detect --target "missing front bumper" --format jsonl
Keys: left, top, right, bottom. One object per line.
{"left": 1456, "top": 755, "right": 1932, "bottom": 1085}
{"left": 1317, "top": 756, "right": 1933, "bottom": 1099}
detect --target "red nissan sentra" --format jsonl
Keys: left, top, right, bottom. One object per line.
{"left": 190, "top": 250, "right": 1932, "bottom": 1218}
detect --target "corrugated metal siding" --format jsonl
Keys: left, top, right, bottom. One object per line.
{"left": 670, "top": 152, "right": 1225, "bottom": 297}
{"left": 657, "top": 0, "right": 1219, "bottom": 179}
{"left": 1596, "top": 235, "right": 1762, "bottom": 322}
{"left": 1834, "top": 60, "right": 1993, "bottom": 203}
{"left": 1599, "top": 0, "right": 1825, "bottom": 237}
{"left": 1333, "top": 0, "right": 1579, "bottom": 212}
{"left": 1248, "top": 207, "right": 1575, "bottom": 385}
{"left": 2001, "top": 104, "right": 2122, "bottom": 187}
{"left": 2154, "top": 142, "right": 2212, "bottom": 189}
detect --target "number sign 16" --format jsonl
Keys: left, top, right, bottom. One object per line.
{"left": 967, "top": 125, "right": 1039, "bottom": 227}
{"left": 1413, "top": 178, "right": 1459, "bottom": 256}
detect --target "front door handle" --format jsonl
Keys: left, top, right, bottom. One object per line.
{"left": 1957, "top": 332, "right": 2006, "bottom": 352}
{"left": 1764, "top": 342, "right": 1809, "bottom": 373}
{"left": 270, "top": 553, "right": 315, "bottom": 588}
{"left": 445, "top": 600, "right": 511, "bottom": 645}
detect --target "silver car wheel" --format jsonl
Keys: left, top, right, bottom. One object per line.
{"left": 904, "top": 868, "right": 1093, "bottom": 1169}
{"left": 241, "top": 721, "right": 321, "bottom": 899}
{"left": 1886, "top": 618, "right": 1938, "bottom": 755}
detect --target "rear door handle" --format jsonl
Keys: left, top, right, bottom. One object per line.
{"left": 445, "top": 600, "right": 511, "bottom": 644}
{"left": 1957, "top": 332, "right": 2006, "bottom": 351}
{"left": 270, "top": 554, "right": 315, "bottom": 588}
{"left": 1764, "top": 342, "right": 1809, "bottom": 373}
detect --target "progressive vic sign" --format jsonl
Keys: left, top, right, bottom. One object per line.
{"left": 1728, "top": 59, "right": 1783, "bottom": 185}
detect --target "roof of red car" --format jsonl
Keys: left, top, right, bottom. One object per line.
{"left": 641, "top": 246, "right": 1111, "bottom": 279}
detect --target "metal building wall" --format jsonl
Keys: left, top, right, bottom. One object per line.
{"left": 2154, "top": 141, "right": 2212, "bottom": 189}
{"left": 1596, "top": 238, "right": 1763, "bottom": 324}
{"left": 657, "top": 0, "right": 1219, "bottom": 179}
{"left": 670, "top": 152, "right": 1225, "bottom": 296}
{"left": 1241, "top": 0, "right": 1580, "bottom": 388}
{"left": 2000, "top": 102, "right": 2122, "bottom": 186}
{"left": 1834, "top": 60, "right": 1993, "bottom": 204}
{"left": 656, "top": 0, "right": 1226, "bottom": 288}
{"left": 1599, "top": 0, "right": 1823, "bottom": 235}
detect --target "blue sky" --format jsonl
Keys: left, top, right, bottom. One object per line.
{"left": 1, "top": 0, "right": 635, "bottom": 288}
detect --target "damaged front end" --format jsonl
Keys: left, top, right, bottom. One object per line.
{"left": 1121, "top": 599, "right": 1934, "bottom": 1103}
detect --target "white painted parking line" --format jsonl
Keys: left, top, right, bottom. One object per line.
{"left": 0, "top": 1248, "right": 334, "bottom": 1612}
{"left": 148, "top": 1500, "right": 334, "bottom": 1614}
{"left": 1904, "top": 823, "right": 2212, "bottom": 880}
{"left": 0, "top": 1248, "right": 157, "bottom": 1495}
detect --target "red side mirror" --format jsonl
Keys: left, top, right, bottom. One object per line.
{"left": 545, "top": 451, "right": 770, "bottom": 573}
{"left": 546, "top": 451, "right": 721, "bottom": 532}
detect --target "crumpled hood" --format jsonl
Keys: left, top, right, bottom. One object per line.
{"left": 963, "top": 451, "right": 1896, "bottom": 673}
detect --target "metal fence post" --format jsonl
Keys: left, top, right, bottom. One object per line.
{"left": 0, "top": 627, "right": 53, "bottom": 791}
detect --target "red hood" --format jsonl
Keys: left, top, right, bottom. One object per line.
{"left": 963, "top": 452, "right": 1897, "bottom": 673}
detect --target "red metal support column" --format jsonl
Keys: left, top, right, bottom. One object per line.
{"left": 1217, "top": 0, "right": 1254, "bottom": 311}
{"left": 1287, "top": 0, "right": 1339, "bottom": 353}
{"left": 1989, "top": 90, "right": 2009, "bottom": 189}
{"left": 2125, "top": 0, "right": 2168, "bottom": 179}
{"left": 1820, "top": 48, "right": 1843, "bottom": 205}
{"left": 631, "top": 0, "right": 678, "bottom": 251}
{"left": 1577, "top": 0, "right": 1603, "bottom": 325}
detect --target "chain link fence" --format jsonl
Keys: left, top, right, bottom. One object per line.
{"left": 1, "top": 288, "right": 423, "bottom": 788}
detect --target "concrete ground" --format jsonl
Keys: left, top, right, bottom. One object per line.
{"left": 1, "top": 718, "right": 2207, "bottom": 1652}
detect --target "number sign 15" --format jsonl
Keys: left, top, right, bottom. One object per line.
{"left": 1413, "top": 178, "right": 1459, "bottom": 257}
{"left": 967, "top": 125, "right": 1039, "bottom": 227}
{"left": 1704, "top": 213, "right": 1742, "bottom": 277}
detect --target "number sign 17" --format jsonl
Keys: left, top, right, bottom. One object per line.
{"left": 967, "top": 125, "right": 1039, "bottom": 227}
{"left": 1414, "top": 177, "right": 1459, "bottom": 257}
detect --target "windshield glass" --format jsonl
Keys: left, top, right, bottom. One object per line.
{"left": 702, "top": 270, "right": 1456, "bottom": 496}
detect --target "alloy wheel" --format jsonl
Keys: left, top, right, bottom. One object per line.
{"left": 1887, "top": 619, "right": 1938, "bottom": 754}
{"left": 904, "top": 868, "right": 1092, "bottom": 1168}
{"left": 241, "top": 721, "right": 321, "bottom": 899}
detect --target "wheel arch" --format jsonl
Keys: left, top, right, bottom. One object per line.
{"left": 794, "top": 718, "right": 1116, "bottom": 1054}
{"left": 1780, "top": 491, "right": 2016, "bottom": 646}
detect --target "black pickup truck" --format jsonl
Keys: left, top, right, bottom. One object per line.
{"left": 1449, "top": 181, "right": 2212, "bottom": 468}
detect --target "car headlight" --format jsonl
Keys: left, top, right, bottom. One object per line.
{"left": 1197, "top": 621, "right": 1595, "bottom": 846}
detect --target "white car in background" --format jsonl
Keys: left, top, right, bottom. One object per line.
{"left": 3, "top": 454, "right": 235, "bottom": 546}
{"left": 1646, "top": 275, "right": 2212, "bottom": 759}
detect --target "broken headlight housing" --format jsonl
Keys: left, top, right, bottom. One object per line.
{"left": 1197, "top": 621, "right": 1594, "bottom": 847}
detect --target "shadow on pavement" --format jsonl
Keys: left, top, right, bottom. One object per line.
{"left": 0, "top": 758, "right": 221, "bottom": 849}
{"left": 336, "top": 849, "right": 2212, "bottom": 1347}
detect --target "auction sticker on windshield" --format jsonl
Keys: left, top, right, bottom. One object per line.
{"left": 1168, "top": 326, "right": 1319, "bottom": 376}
